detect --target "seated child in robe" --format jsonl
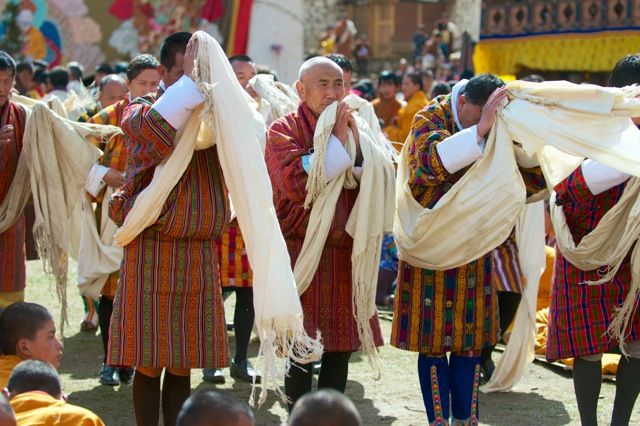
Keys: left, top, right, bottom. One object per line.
{"left": 0, "top": 303, "right": 62, "bottom": 389}
{"left": 288, "top": 389, "right": 362, "bottom": 426}
{"left": 7, "top": 360, "right": 104, "bottom": 425}
{"left": 177, "top": 390, "right": 255, "bottom": 426}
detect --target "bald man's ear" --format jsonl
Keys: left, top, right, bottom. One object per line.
{"left": 296, "top": 80, "right": 305, "bottom": 102}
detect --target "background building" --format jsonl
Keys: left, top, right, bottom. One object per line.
{"left": 475, "top": 0, "right": 640, "bottom": 83}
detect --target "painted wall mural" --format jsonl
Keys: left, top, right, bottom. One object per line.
{"left": 0, "top": 0, "right": 253, "bottom": 71}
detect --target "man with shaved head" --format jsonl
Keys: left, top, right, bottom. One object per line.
{"left": 265, "top": 57, "right": 384, "bottom": 409}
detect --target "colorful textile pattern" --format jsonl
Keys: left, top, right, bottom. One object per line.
{"left": 266, "top": 102, "right": 384, "bottom": 352}
{"left": 379, "top": 234, "right": 399, "bottom": 273}
{"left": 491, "top": 231, "right": 524, "bottom": 294}
{"left": 108, "top": 97, "right": 230, "bottom": 368}
{"left": 391, "top": 95, "right": 498, "bottom": 356}
{"left": 88, "top": 98, "right": 129, "bottom": 297}
{"left": 108, "top": 229, "right": 229, "bottom": 369}
{"left": 546, "top": 166, "right": 640, "bottom": 361}
{"left": 216, "top": 219, "right": 253, "bottom": 288}
{"left": 0, "top": 101, "right": 27, "bottom": 293}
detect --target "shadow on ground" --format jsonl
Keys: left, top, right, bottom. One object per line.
{"left": 480, "top": 390, "right": 571, "bottom": 426}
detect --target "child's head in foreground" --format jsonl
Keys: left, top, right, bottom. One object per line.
{"left": 288, "top": 389, "right": 362, "bottom": 426}
{"left": 0, "top": 303, "right": 62, "bottom": 368}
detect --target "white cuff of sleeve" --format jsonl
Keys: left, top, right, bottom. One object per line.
{"left": 151, "top": 75, "right": 205, "bottom": 129}
{"left": 352, "top": 166, "right": 363, "bottom": 182}
{"left": 85, "top": 164, "right": 110, "bottom": 197}
{"left": 325, "top": 134, "right": 353, "bottom": 182}
{"left": 581, "top": 159, "right": 630, "bottom": 196}
{"left": 436, "top": 125, "right": 484, "bottom": 174}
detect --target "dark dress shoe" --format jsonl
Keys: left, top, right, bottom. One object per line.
{"left": 230, "top": 360, "right": 261, "bottom": 384}
{"left": 203, "top": 368, "right": 226, "bottom": 384}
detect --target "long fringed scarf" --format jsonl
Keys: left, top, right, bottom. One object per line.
{"left": 295, "top": 102, "right": 396, "bottom": 376}
{"left": 394, "top": 80, "right": 640, "bottom": 352}
{"left": 0, "top": 99, "right": 122, "bottom": 334}
{"left": 111, "top": 31, "right": 323, "bottom": 405}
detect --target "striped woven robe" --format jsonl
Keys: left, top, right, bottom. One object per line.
{"left": 108, "top": 95, "right": 230, "bottom": 369}
{"left": 265, "top": 102, "right": 384, "bottom": 352}
{"left": 87, "top": 98, "right": 129, "bottom": 298}
{"left": 391, "top": 95, "right": 545, "bottom": 356}
{"left": 0, "top": 100, "right": 27, "bottom": 296}
{"left": 546, "top": 166, "right": 640, "bottom": 361}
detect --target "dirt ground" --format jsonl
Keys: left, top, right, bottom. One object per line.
{"left": 25, "top": 261, "right": 639, "bottom": 425}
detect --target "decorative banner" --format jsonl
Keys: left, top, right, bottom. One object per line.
{"left": 0, "top": 1, "right": 255, "bottom": 72}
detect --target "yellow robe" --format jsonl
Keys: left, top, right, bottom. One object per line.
{"left": 11, "top": 392, "right": 105, "bottom": 426}
{"left": 0, "top": 355, "right": 21, "bottom": 390}
{"left": 386, "top": 90, "right": 428, "bottom": 143}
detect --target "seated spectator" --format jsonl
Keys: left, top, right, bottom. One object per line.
{"left": 176, "top": 390, "right": 254, "bottom": 426}
{"left": 7, "top": 360, "right": 104, "bottom": 426}
{"left": 371, "top": 71, "right": 402, "bottom": 129}
{"left": 386, "top": 71, "right": 428, "bottom": 144}
{"left": 0, "top": 303, "right": 62, "bottom": 389}
{"left": 288, "top": 389, "right": 362, "bottom": 426}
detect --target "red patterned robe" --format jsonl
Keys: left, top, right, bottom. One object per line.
{"left": 0, "top": 100, "right": 27, "bottom": 296}
{"left": 391, "top": 95, "right": 545, "bottom": 356}
{"left": 546, "top": 166, "right": 640, "bottom": 361}
{"left": 108, "top": 95, "right": 230, "bottom": 369}
{"left": 265, "top": 102, "right": 383, "bottom": 352}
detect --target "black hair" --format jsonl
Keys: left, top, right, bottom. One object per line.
{"left": 326, "top": 53, "right": 353, "bottom": 73}
{"left": 378, "top": 70, "right": 399, "bottom": 86}
{"left": 608, "top": 54, "right": 640, "bottom": 88}
{"left": 0, "top": 302, "right": 53, "bottom": 355}
{"left": 430, "top": 82, "right": 451, "bottom": 98}
{"left": 353, "top": 78, "right": 376, "bottom": 101}
{"left": 177, "top": 390, "right": 254, "bottom": 426}
{"left": 95, "top": 62, "right": 114, "bottom": 75}
{"left": 288, "top": 389, "right": 362, "bottom": 426}
{"left": 404, "top": 71, "right": 424, "bottom": 91}
{"left": 229, "top": 55, "right": 254, "bottom": 64}
{"left": 522, "top": 74, "right": 545, "bottom": 83}
{"left": 67, "top": 61, "right": 84, "bottom": 80}
{"left": 0, "top": 51, "right": 16, "bottom": 77}
{"left": 257, "top": 64, "right": 279, "bottom": 81}
{"left": 47, "top": 66, "right": 69, "bottom": 90}
{"left": 127, "top": 54, "right": 159, "bottom": 81}
{"left": 160, "top": 32, "right": 192, "bottom": 70}
{"left": 113, "top": 61, "right": 129, "bottom": 75}
{"left": 16, "top": 60, "right": 34, "bottom": 75}
{"left": 7, "top": 360, "right": 61, "bottom": 399}
{"left": 462, "top": 73, "right": 505, "bottom": 105}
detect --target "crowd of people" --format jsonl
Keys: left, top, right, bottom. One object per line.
{"left": 0, "top": 22, "right": 639, "bottom": 426}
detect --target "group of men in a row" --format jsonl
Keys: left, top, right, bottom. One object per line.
{"left": 1, "top": 28, "right": 639, "bottom": 426}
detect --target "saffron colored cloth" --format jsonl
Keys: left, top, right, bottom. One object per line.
{"left": 84, "top": 98, "right": 129, "bottom": 298}
{"left": 108, "top": 96, "right": 230, "bottom": 369}
{"left": 547, "top": 166, "right": 640, "bottom": 361}
{"left": 385, "top": 90, "right": 428, "bottom": 143}
{"left": 266, "top": 103, "right": 384, "bottom": 352}
{"left": 11, "top": 391, "right": 105, "bottom": 426}
{"left": 371, "top": 97, "right": 402, "bottom": 128}
{"left": 216, "top": 219, "right": 253, "bottom": 288}
{"left": 0, "top": 355, "right": 21, "bottom": 389}
{"left": 0, "top": 101, "right": 27, "bottom": 292}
